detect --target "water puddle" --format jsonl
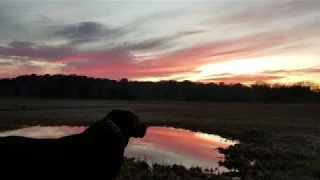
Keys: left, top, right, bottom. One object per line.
{"left": 0, "top": 126, "right": 238, "bottom": 172}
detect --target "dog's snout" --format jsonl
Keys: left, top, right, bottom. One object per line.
{"left": 139, "top": 124, "right": 147, "bottom": 138}
{"left": 132, "top": 123, "right": 147, "bottom": 138}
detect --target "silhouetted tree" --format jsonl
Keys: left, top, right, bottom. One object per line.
{"left": 0, "top": 74, "right": 319, "bottom": 103}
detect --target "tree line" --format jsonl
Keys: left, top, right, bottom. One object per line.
{"left": 0, "top": 74, "right": 319, "bottom": 103}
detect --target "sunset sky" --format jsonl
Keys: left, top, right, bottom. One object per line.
{"left": 0, "top": 0, "right": 319, "bottom": 84}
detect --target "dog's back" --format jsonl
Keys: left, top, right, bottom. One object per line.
{"left": 0, "top": 126, "right": 124, "bottom": 179}
{"left": 0, "top": 110, "right": 146, "bottom": 179}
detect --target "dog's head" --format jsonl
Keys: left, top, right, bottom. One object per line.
{"left": 102, "top": 109, "right": 147, "bottom": 139}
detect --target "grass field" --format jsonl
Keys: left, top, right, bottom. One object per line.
{"left": 0, "top": 98, "right": 319, "bottom": 180}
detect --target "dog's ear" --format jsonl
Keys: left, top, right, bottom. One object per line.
{"left": 103, "top": 110, "right": 147, "bottom": 138}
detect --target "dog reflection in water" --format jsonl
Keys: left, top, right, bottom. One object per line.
{"left": 0, "top": 109, "right": 147, "bottom": 179}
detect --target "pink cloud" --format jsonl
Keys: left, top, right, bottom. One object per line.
{"left": 0, "top": 10, "right": 319, "bottom": 81}
{"left": 55, "top": 30, "right": 297, "bottom": 79}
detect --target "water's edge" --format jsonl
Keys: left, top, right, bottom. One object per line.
{"left": 0, "top": 125, "right": 239, "bottom": 173}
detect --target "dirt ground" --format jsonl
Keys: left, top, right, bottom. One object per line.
{"left": 1, "top": 98, "right": 319, "bottom": 180}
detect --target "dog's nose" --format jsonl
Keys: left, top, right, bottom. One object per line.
{"left": 133, "top": 123, "right": 147, "bottom": 138}
{"left": 139, "top": 124, "right": 147, "bottom": 138}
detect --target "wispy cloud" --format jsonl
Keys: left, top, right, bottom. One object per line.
{"left": 0, "top": 42, "right": 76, "bottom": 62}
{"left": 200, "top": 67, "right": 320, "bottom": 84}
{"left": 213, "top": 0, "right": 320, "bottom": 28}
{"left": 53, "top": 21, "right": 126, "bottom": 45}
{"left": 262, "top": 68, "right": 320, "bottom": 76}
{"left": 0, "top": 0, "right": 319, "bottom": 83}
{"left": 0, "top": 20, "right": 319, "bottom": 80}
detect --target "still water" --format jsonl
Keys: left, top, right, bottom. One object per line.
{"left": 0, "top": 126, "right": 238, "bottom": 172}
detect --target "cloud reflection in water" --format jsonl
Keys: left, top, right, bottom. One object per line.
{"left": 0, "top": 126, "right": 237, "bottom": 172}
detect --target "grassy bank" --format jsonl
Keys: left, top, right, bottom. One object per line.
{"left": 0, "top": 98, "right": 319, "bottom": 180}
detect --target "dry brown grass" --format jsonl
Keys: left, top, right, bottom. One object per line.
{"left": 0, "top": 98, "right": 319, "bottom": 180}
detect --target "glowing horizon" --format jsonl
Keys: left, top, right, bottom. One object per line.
{"left": 0, "top": 0, "right": 319, "bottom": 84}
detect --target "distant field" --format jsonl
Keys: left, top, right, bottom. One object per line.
{"left": 0, "top": 98, "right": 319, "bottom": 180}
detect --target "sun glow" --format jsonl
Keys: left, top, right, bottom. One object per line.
{"left": 197, "top": 57, "right": 286, "bottom": 76}
{"left": 131, "top": 55, "right": 320, "bottom": 84}
{"left": 191, "top": 55, "right": 320, "bottom": 83}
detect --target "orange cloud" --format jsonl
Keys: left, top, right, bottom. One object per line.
{"left": 262, "top": 68, "right": 320, "bottom": 76}
{"left": 204, "top": 74, "right": 284, "bottom": 84}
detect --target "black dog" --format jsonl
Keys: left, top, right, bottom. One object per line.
{"left": 0, "top": 109, "right": 147, "bottom": 179}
